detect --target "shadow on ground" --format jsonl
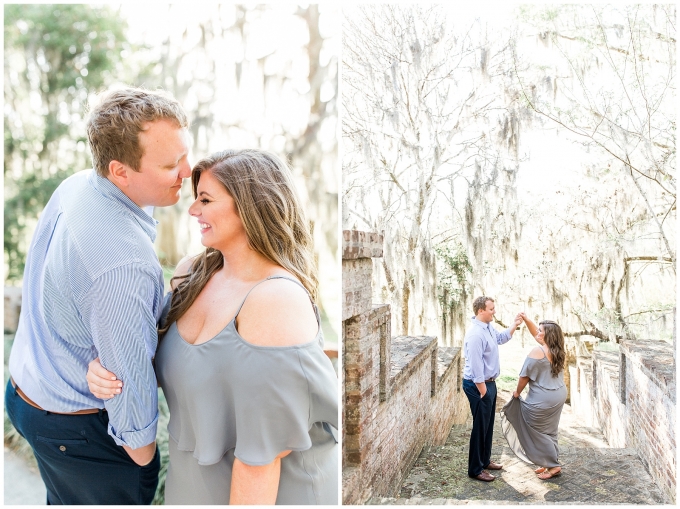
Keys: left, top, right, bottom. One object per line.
{"left": 386, "top": 390, "right": 665, "bottom": 505}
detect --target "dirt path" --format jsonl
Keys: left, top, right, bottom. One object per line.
{"left": 4, "top": 447, "right": 45, "bottom": 505}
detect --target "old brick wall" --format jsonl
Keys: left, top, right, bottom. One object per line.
{"left": 372, "top": 337, "right": 436, "bottom": 498}
{"left": 592, "top": 351, "right": 626, "bottom": 448}
{"left": 572, "top": 340, "right": 676, "bottom": 504}
{"left": 620, "top": 340, "right": 675, "bottom": 504}
{"left": 343, "top": 304, "right": 390, "bottom": 467}
{"left": 571, "top": 356, "right": 595, "bottom": 428}
{"left": 431, "top": 347, "right": 467, "bottom": 445}
{"left": 342, "top": 258, "right": 374, "bottom": 321}
{"left": 342, "top": 230, "right": 466, "bottom": 505}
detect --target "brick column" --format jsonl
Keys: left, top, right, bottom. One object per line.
{"left": 342, "top": 230, "right": 385, "bottom": 470}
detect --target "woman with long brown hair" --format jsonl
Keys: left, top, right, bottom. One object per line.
{"left": 500, "top": 313, "right": 567, "bottom": 480}
{"left": 87, "top": 149, "right": 338, "bottom": 504}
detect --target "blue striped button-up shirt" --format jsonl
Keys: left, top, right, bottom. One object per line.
{"left": 9, "top": 170, "right": 163, "bottom": 449}
{"left": 463, "top": 317, "right": 512, "bottom": 383}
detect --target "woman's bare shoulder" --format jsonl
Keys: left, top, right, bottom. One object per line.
{"left": 527, "top": 346, "right": 546, "bottom": 359}
{"left": 236, "top": 277, "right": 318, "bottom": 347}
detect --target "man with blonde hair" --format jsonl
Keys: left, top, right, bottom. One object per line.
{"left": 462, "top": 296, "right": 522, "bottom": 482}
{"left": 6, "top": 87, "right": 191, "bottom": 504}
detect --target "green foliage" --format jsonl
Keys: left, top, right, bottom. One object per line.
{"left": 4, "top": 5, "right": 125, "bottom": 95}
{"left": 435, "top": 242, "right": 472, "bottom": 310}
{"left": 4, "top": 170, "right": 72, "bottom": 280}
{"left": 4, "top": 4, "right": 128, "bottom": 282}
{"left": 594, "top": 341, "right": 620, "bottom": 353}
{"left": 495, "top": 373, "right": 519, "bottom": 392}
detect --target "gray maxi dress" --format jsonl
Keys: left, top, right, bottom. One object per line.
{"left": 155, "top": 276, "right": 339, "bottom": 505}
{"left": 500, "top": 354, "right": 567, "bottom": 468}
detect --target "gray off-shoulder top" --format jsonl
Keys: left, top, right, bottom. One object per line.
{"left": 155, "top": 276, "right": 338, "bottom": 505}
{"left": 519, "top": 355, "right": 565, "bottom": 390}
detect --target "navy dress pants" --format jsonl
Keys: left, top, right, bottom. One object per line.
{"left": 5, "top": 378, "right": 160, "bottom": 505}
{"left": 462, "top": 379, "right": 497, "bottom": 477}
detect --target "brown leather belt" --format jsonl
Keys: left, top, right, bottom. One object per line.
{"left": 10, "top": 377, "right": 103, "bottom": 415}
{"left": 485, "top": 378, "right": 496, "bottom": 382}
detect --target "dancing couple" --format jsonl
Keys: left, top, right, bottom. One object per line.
{"left": 6, "top": 87, "right": 338, "bottom": 505}
{"left": 462, "top": 296, "right": 567, "bottom": 482}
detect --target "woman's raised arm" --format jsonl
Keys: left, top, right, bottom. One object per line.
{"left": 520, "top": 312, "right": 539, "bottom": 338}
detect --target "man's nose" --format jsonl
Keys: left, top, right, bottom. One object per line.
{"left": 179, "top": 160, "right": 192, "bottom": 179}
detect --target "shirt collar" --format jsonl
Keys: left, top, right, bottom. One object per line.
{"left": 88, "top": 170, "right": 159, "bottom": 242}
{"left": 470, "top": 316, "right": 492, "bottom": 330}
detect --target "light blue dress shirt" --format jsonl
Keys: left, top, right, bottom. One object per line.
{"left": 463, "top": 317, "right": 512, "bottom": 383}
{"left": 9, "top": 170, "right": 163, "bottom": 449}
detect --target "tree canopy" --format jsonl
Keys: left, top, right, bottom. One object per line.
{"left": 343, "top": 4, "right": 675, "bottom": 346}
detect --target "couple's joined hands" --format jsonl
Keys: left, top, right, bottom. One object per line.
{"left": 514, "top": 311, "right": 528, "bottom": 327}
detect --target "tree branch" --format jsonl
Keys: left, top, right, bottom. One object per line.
{"left": 564, "top": 328, "right": 623, "bottom": 342}
{"left": 624, "top": 256, "right": 673, "bottom": 263}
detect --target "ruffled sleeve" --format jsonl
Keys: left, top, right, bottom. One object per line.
{"left": 231, "top": 343, "right": 338, "bottom": 466}
{"left": 519, "top": 356, "right": 565, "bottom": 390}
{"left": 519, "top": 356, "right": 540, "bottom": 381}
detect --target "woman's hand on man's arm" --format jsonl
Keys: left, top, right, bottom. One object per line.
{"left": 87, "top": 357, "right": 157, "bottom": 466}
{"left": 86, "top": 357, "right": 122, "bottom": 399}
{"left": 230, "top": 450, "right": 292, "bottom": 505}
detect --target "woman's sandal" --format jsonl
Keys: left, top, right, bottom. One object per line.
{"left": 534, "top": 467, "right": 547, "bottom": 474}
{"left": 537, "top": 468, "right": 561, "bottom": 480}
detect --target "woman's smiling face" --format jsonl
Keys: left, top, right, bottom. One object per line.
{"left": 535, "top": 324, "right": 546, "bottom": 344}
{"left": 188, "top": 170, "right": 247, "bottom": 251}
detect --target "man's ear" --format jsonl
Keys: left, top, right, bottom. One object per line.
{"left": 108, "top": 160, "right": 129, "bottom": 187}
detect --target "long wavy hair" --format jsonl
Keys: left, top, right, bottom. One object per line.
{"left": 540, "top": 320, "right": 565, "bottom": 377}
{"left": 159, "top": 149, "right": 318, "bottom": 338}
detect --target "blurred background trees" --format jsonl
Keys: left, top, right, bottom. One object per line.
{"left": 4, "top": 3, "right": 338, "bottom": 338}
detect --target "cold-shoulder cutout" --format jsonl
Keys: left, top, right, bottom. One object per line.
{"left": 519, "top": 350, "right": 564, "bottom": 389}
{"left": 528, "top": 346, "right": 546, "bottom": 359}
{"left": 235, "top": 276, "right": 319, "bottom": 348}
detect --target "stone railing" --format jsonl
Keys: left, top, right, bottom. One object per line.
{"left": 571, "top": 339, "right": 675, "bottom": 504}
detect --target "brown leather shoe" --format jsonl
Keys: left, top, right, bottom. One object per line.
{"left": 472, "top": 471, "right": 495, "bottom": 482}
{"left": 486, "top": 461, "right": 503, "bottom": 470}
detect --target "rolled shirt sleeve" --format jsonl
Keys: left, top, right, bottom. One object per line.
{"left": 494, "top": 328, "right": 512, "bottom": 345}
{"left": 81, "top": 264, "right": 161, "bottom": 449}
